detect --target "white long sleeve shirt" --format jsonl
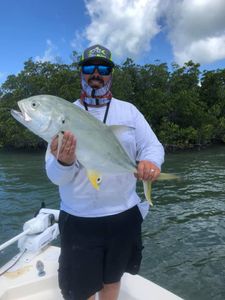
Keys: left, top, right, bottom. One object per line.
{"left": 45, "top": 98, "right": 165, "bottom": 217}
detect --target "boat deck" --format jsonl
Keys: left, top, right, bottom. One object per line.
{"left": 0, "top": 246, "right": 183, "bottom": 300}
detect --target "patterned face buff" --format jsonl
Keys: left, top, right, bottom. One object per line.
{"left": 80, "top": 74, "right": 112, "bottom": 105}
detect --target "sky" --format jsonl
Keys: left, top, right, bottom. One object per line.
{"left": 0, "top": 0, "right": 225, "bottom": 86}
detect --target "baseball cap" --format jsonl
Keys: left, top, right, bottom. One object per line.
{"left": 79, "top": 44, "right": 115, "bottom": 67}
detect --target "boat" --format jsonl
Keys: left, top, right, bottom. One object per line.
{"left": 0, "top": 208, "right": 183, "bottom": 300}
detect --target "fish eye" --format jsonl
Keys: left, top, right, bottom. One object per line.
{"left": 62, "top": 119, "right": 65, "bottom": 124}
{"left": 31, "top": 101, "right": 39, "bottom": 109}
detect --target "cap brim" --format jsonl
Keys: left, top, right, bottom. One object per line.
{"left": 78, "top": 57, "right": 115, "bottom": 67}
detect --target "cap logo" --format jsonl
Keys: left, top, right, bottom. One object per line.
{"left": 79, "top": 44, "right": 114, "bottom": 66}
{"left": 88, "top": 46, "right": 106, "bottom": 58}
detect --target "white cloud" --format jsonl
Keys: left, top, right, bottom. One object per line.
{"left": 35, "top": 39, "right": 59, "bottom": 63}
{"left": 84, "top": 0, "right": 161, "bottom": 61}
{"left": 82, "top": 0, "right": 225, "bottom": 65}
{"left": 174, "top": 35, "right": 225, "bottom": 65}
{"left": 164, "top": 0, "right": 225, "bottom": 64}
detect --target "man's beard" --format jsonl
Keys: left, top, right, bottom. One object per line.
{"left": 88, "top": 75, "right": 104, "bottom": 88}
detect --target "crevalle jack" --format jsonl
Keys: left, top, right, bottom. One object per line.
{"left": 11, "top": 95, "right": 178, "bottom": 205}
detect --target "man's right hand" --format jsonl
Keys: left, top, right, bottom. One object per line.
{"left": 50, "top": 131, "right": 77, "bottom": 166}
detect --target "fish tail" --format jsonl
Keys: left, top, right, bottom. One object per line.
{"left": 158, "top": 173, "right": 180, "bottom": 180}
{"left": 143, "top": 180, "right": 153, "bottom": 206}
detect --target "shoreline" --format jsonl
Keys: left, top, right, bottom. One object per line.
{"left": 0, "top": 142, "right": 224, "bottom": 154}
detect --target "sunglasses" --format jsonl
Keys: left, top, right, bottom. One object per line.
{"left": 82, "top": 65, "right": 112, "bottom": 76}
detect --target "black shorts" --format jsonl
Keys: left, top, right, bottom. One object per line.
{"left": 58, "top": 205, "right": 144, "bottom": 300}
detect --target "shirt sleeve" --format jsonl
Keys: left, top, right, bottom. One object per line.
{"left": 45, "top": 151, "right": 80, "bottom": 186}
{"left": 134, "top": 108, "right": 165, "bottom": 169}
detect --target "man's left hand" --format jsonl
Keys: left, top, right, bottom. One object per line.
{"left": 135, "top": 160, "right": 161, "bottom": 181}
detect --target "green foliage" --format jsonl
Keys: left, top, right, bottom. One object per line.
{"left": 0, "top": 56, "right": 224, "bottom": 150}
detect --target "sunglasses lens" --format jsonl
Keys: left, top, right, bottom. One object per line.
{"left": 82, "top": 65, "right": 95, "bottom": 74}
{"left": 82, "top": 65, "right": 112, "bottom": 75}
{"left": 98, "top": 66, "right": 112, "bottom": 75}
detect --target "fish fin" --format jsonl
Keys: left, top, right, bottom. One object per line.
{"left": 109, "top": 125, "right": 134, "bottom": 139}
{"left": 87, "top": 170, "right": 102, "bottom": 190}
{"left": 158, "top": 173, "right": 180, "bottom": 180}
{"left": 143, "top": 180, "right": 153, "bottom": 206}
{"left": 56, "top": 132, "right": 64, "bottom": 159}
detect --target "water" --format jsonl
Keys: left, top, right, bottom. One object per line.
{"left": 0, "top": 151, "right": 60, "bottom": 263}
{"left": 0, "top": 146, "right": 225, "bottom": 300}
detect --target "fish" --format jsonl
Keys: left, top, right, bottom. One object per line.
{"left": 11, "top": 95, "right": 178, "bottom": 206}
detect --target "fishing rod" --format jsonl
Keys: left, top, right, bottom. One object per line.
{"left": 0, "top": 230, "right": 30, "bottom": 252}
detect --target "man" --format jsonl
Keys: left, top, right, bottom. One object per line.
{"left": 46, "top": 44, "right": 165, "bottom": 300}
